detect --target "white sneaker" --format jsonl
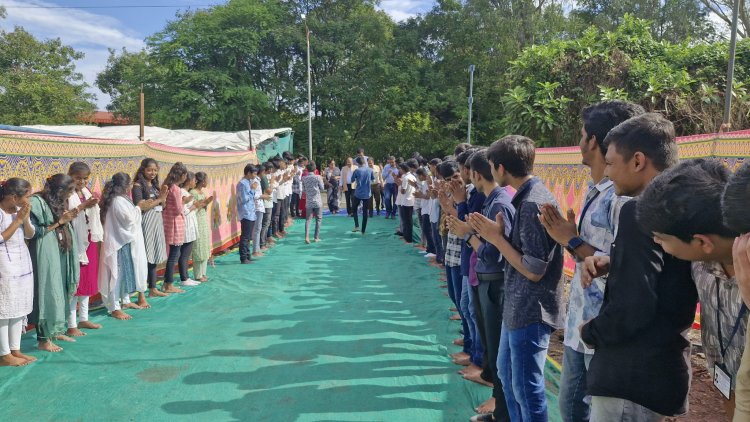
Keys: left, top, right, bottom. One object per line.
{"left": 181, "top": 278, "right": 200, "bottom": 286}
{"left": 424, "top": 253, "right": 436, "bottom": 258}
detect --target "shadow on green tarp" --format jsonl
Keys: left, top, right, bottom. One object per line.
{"left": 0, "top": 215, "right": 561, "bottom": 422}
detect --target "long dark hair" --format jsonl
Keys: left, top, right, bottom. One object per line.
{"left": 180, "top": 171, "right": 195, "bottom": 189}
{"left": 195, "top": 172, "right": 207, "bottom": 188}
{"left": 134, "top": 158, "right": 160, "bottom": 190}
{"left": 67, "top": 161, "right": 91, "bottom": 177}
{"left": 163, "top": 162, "right": 188, "bottom": 187}
{"left": 0, "top": 178, "right": 31, "bottom": 202}
{"left": 39, "top": 174, "right": 75, "bottom": 250}
{"left": 101, "top": 172, "right": 132, "bottom": 224}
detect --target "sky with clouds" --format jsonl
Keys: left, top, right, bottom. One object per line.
{"left": 1, "top": 0, "right": 435, "bottom": 109}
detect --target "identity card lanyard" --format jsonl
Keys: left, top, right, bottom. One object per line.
{"left": 577, "top": 188, "right": 601, "bottom": 233}
{"left": 714, "top": 276, "right": 748, "bottom": 400}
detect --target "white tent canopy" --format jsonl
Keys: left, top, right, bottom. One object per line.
{"left": 24, "top": 125, "right": 293, "bottom": 152}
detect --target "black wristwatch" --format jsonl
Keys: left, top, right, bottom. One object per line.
{"left": 566, "top": 236, "right": 585, "bottom": 254}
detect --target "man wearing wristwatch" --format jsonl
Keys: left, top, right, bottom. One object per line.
{"left": 539, "top": 101, "right": 643, "bottom": 422}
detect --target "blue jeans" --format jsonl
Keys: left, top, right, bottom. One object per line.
{"left": 559, "top": 346, "right": 594, "bottom": 422}
{"left": 498, "top": 322, "right": 553, "bottom": 422}
{"left": 252, "top": 210, "right": 264, "bottom": 253}
{"left": 463, "top": 277, "right": 483, "bottom": 366}
{"left": 431, "top": 222, "right": 444, "bottom": 264}
{"left": 384, "top": 183, "right": 398, "bottom": 216}
{"left": 446, "top": 266, "right": 469, "bottom": 351}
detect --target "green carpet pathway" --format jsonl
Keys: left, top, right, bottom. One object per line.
{"left": 0, "top": 215, "right": 560, "bottom": 421}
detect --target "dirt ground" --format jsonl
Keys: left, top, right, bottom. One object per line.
{"left": 551, "top": 279, "right": 729, "bottom": 421}
{"left": 548, "top": 330, "right": 728, "bottom": 421}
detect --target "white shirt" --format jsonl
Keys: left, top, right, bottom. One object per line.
{"left": 400, "top": 173, "right": 417, "bottom": 207}
{"left": 420, "top": 181, "right": 430, "bottom": 215}
{"left": 181, "top": 188, "right": 198, "bottom": 243}
{"left": 273, "top": 170, "right": 284, "bottom": 200}
{"left": 253, "top": 176, "right": 265, "bottom": 213}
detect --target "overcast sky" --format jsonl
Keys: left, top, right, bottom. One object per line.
{"left": 0, "top": 0, "right": 434, "bottom": 110}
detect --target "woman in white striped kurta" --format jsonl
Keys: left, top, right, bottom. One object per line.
{"left": 132, "top": 159, "right": 168, "bottom": 298}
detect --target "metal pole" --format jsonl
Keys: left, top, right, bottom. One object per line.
{"left": 139, "top": 84, "right": 145, "bottom": 141}
{"left": 723, "top": 0, "right": 741, "bottom": 128}
{"left": 467, "top": 65, "right": 475, "bottom": 144}
{"left": 305, "top": 18, "right": 313, "bottom": 161}
{"left": 247, "top": 115, "right": 253, "bottom": 151}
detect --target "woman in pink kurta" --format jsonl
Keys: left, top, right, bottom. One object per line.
{"left": 161, "top": 163, "right": 188, "bottom": 293}
{"left": 67, "top": 162, "right": 104, "bottom": 337}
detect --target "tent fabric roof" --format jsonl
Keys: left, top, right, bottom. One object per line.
{"left": 23, "top": 125, "right": 292, "bottom": 152}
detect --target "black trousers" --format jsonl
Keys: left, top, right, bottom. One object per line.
{"left": 165, "top": 244, "right": 181, "bottom": 285}
{"left": 400, "top": 205, "right": 414, "bottom": 242}
{"left": 291, "top": 193, "right": 300, "bottom": 217}
{"left": 278, "top": 197, "right": 289, "bottom": 233}
{"left": 178, "top": 242, "right": 193, "bottom": 281}
{"left": 147, "top": 263, "right": 158, "bottom": 289}
{"left": 477, "top": 273, "right": 511, "bottom": 422}
{"left": 239, "top": 218, "right": 255, "bottom": 262}
{"left": 352, "top": 196, "right": 373, "bottom": 233}
{"left": 271, "top": 201, "right": 280, "bottom": 236}
{"left": 344, "top": 184, "right": 354, "bottom": 215}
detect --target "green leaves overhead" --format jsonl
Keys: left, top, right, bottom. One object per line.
{"left": 90, "top": 0, "right": 747, "bottom": 157}
{"left": 0, "top": 27, "right": 95, "bottom": 125}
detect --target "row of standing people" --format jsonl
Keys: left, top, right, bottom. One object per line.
{"left": 0, "top": 159, "right": 218, "bottom": 365}
{"left": 383, "top": 101, "right": 750, "bottom": 422}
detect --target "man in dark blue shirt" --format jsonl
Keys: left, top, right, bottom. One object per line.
{"left": 448, "top": 149, "right": 514, "bottom": 422}
{"left": 350, "top": 156, "right": 374, "bottom": 235}
{"left": 471, "top": 135, "right": 564, "bottom": 422}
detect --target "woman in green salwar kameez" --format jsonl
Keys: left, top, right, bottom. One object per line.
{"left": 28, "top": 174, "right": 80, "bottom": 352}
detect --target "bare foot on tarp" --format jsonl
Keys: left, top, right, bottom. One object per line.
{"left": 137, "top": 293, "right": 151, "bottom": 309}
{"left": 450, "top": 351, "right": 469, "bottom": 360}
{"left": 55, "top": 334, "right": 76, "bottom": 343}
{"left": 476, "top": 397, "right": 496, "bottom": 414}
{"left": 162, "top": 285, "right": 185, "bottom": 294}
{"left": 78, "top": 321, "right": 102, "bottom": 329}
{"left": 149, "top": 288, "right": 168, "bottom": 297}
{"left": 0, "top": 354, "right": 29, "bottom": 366}
{"left": 453, "top": 356, "right": 471, "bottom": 366}
{"left": 11, "top": 350, "right": 37, "bottom": 363}
{"left": 66, "top": 327, "right": 87, "bottom": 337}
{"left": 37, "top": 340, "right": 63, "bottom": 353}
{"left": 464, "top": 370, "right": 493, "bottom": 387}
{"left": 111, "top": 310, "right": 132, "bottom": 320}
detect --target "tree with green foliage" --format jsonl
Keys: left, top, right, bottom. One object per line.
{"left": 573, "top": 0, "right": 717, "bottom": 43}
{"left": 500, "top": 15, "right": 750, "bottom": 145}
{"left": 0, "top": 24, "right": 95, "bottom": 125}
{"left": 96, "top": 0, "right": 750, "bottom": 159}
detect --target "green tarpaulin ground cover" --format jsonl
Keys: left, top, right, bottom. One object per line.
{"left": 0, "top": 215, "right": 561, "bottom": 421}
